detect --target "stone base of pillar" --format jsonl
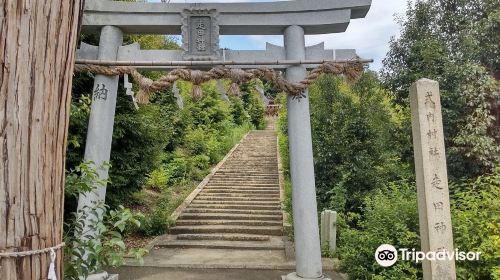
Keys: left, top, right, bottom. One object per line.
{"left": 282, "top": 272, "right": 332, "bottom": 280}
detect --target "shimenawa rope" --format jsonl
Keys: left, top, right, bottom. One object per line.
{"left": 74, "top": 61, "right": 363, "bottom": 104}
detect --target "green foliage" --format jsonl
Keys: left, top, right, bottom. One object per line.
{"left": 229, "top": 96, "right": 251, "bottom": 126}
{"left": 65, "top": 162, "right": 107, "bottom": 198}
{"left": 131, "top": 190, "right": 176, "bottom": 236}
{"left": 382, "top": 0, "right": 500, "bottom": 178}
{"left": 63, "top": 163, "right": 146, "bottom": 280}
{"left": 66, "top": 33, "right": 182, "bottom": 208}
{"left": 241, "top": 81, "right": 267, "bottom": 129}
{"left": 146, "top": 167, "right": 169, "bottom": 191}
{"left": 451, "top": 169, "right": 500, "bottom": 279}
{"left": 125, "top": 34, "right": 181, "bottom": 51}
{"left": 107, "top": 94, "right": 172, "bottom": 205}
{"left": 452, "top": 64, "right": 500, "bottom": 170}
{"left": 309, "top": 73, "right": 411, "bottom": 212}
{"left": 337, "top": 182, "right": 420, "bottom": 280}
{"left": 272, "top": 2, "right": 498, "bottom": 280}
{"left": 276, "top": 93, "right": 293, "bottom": 237}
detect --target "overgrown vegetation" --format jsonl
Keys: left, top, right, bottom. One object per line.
{"left": 63, "top": 163, "right": 147, "bottom": 280}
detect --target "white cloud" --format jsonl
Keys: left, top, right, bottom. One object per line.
{"left": 309, "top": 0, "right": 408, "bottom": 71}
{"left": 249, "top": 1, "right": 408, "bottom": 71}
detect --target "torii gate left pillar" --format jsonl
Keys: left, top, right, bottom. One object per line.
{"left": 77, "top": 26, "right": 123, "bottom": 232}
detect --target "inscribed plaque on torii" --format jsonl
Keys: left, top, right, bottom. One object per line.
{"left": 182, "top": 9, "right": 220, "bottom": 60}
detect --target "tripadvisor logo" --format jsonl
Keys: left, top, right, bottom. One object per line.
{"left": 375, "top": 244, "right": 398, "bottom": 267}
{"left": 375, "top": 244, "right": 481, "bottom": 267}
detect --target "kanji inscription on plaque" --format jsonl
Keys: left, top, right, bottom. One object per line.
{"left": 182, "top": 9, "right": 220, "bottom": 60}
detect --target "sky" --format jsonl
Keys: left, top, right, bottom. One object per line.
{"left": 148, "top": 0, "right": 409, "bottom": 71}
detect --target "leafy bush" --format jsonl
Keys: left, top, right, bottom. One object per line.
{"left": 64, "top": 163, "right": 146, "bottom": 280}
{"left": 146, "top": 167, "right": 169, "bottom": 191}
{"left": 309, "top": 73, "right": 411, "bottom": 213}
{"left": 241, "top": 86, "right": 266, "bottom": 129}
{"left": 67, "top": 84, "right": 175, "bottom": 207}
{"left": 451, "top": 169, "right": 500, "bottom": 280}
{"left": 184, "top": 128, "right": 211, "bottom": 155}
{"left": 107, "top": 96, "right": 172, "bottom": 205}
{"left": 132, "top": 193, "right": 175, "bottom": 236}
{"left": 337, "top": 182, "right": 420, "bottom": 280}
{"left": 381, "top": 0, "right": 499, "bottom": 178}
{"left": 164, "top": 151, "right": 190, "bottom": 185}
{"left": 230, "top": 96, "right": 251, "bottom": 126}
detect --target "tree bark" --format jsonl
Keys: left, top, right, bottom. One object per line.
{"left": 0, "top": 1, "right": 82, "bottom": 279}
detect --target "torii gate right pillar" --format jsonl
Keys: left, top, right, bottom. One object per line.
{"left": 284, "top": 25, "right": 325, "bottom": 280}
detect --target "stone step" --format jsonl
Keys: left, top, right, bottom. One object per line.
{"left": 223, "top": 163, "right": 278, "bottom": 166}
{"left": 207, "top": 181, "right": 279, "bottom": 185}
{"left": 184, "top": 208, "right": 282, "bottom": 215}
{"left": 206, "top": 183, "right": 279, "bottom": 187}
{"left": 191, "top": 200, "right": 278, "bottom": 205}
{"left": 178, "top": 213, "right": 283, "bottom": 221}
{"left": 175, "top": 233, "right": 271, "bottom": 242}
{"left": 220, "top": 169, "right": 278, "bottom": 172}
{"left": 217, "top": 171, "right": 279, "bottom": 174}
{"left": 201, "top": 189, "right": 279, "bottom": 194}
{"left": 210, "top": 175, "right": 278, "bottom": 179}
{"left": 227, "top": 160, "right": 277, "bottom": 163}
{"left": 155, "top": 239, "right": 284, "bottom": 250}
{"left": 170, "top": 225, "right": 283, "bottom": 236}
{"left": 229, "top": 157, "right": 278, "bottom": 160}
{"left": 210, "top": 178, "right": 278, "bottom": 183}
{"left": 216, "top": 171, "right": 278, "bottom": 175}
{"left": 213, "top": 174, "right": 278, "bottom": 178}
{"left": 175, "top": 219, "right": 282, "bottom": 227}
{"left": 197, "top": 193, "right": 280, "bottom": 198}
{"left": 224, "top": 161, "right": 277, "bottom": 164}
{"left": 203, "top": 185, "right": 279, "bottom": 190}
{"left": 187, "top": 203, "right": 280, "bottom": 210}
{"left": 211, "top": 175, "right": 279, "bottom": 180}
{"left": 219, "top": 167, "right": 278, "bottom": 170}
{"left": 195, "top": 196, "right": 280, "bottom": 202}
{"left": 226, "top": 158, "right": 276, "bottom": 160}
{"left": 159, "top": 127, "right": 285, "bottom": 255}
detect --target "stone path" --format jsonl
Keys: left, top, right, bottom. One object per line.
{"left": 157, "top": 123, "right": 285, "bottom": 251}
{"left": 113, "top": 121, "right": 341, "bottom": 279}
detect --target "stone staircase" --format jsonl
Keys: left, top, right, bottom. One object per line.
{"left": 156, "top": 124, "right": 285, "bottom": 251}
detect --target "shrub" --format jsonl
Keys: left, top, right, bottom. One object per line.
{"left": 337, "top": 182, "right": 420, "bottom": 280}
{"left": 146, "top": 167, "right": 169, "bottom": 191}
{"left": 451, "top": 169, "right": 500, "bottom": 280}
{"left": 64, "top": 163, "right": 146, "bottom": 280}
{"left": 230, "top": 96, "right": 251, "bottom": 126}
{"left": 309, "top": 73, "right": 411, "bottom": 213}
{"left": 184, "top": 128, "right": 210, "bottom": 155}
{"left": 164, "top": 151, "right": 190, "bottom": 185}
{"left": 241, "top": 81, "right": 267, "bottom": 129}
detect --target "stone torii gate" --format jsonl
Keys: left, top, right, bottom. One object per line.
{"left": 76, "top": 1, "right": 371, "bottom": 279}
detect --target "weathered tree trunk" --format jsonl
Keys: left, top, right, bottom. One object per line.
{"left": 0, "top": 1, "right": 82, "bottom": 279}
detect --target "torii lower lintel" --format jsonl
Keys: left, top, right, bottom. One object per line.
{"left": 76, "top": 42, "right": 362, "bottom": 70}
